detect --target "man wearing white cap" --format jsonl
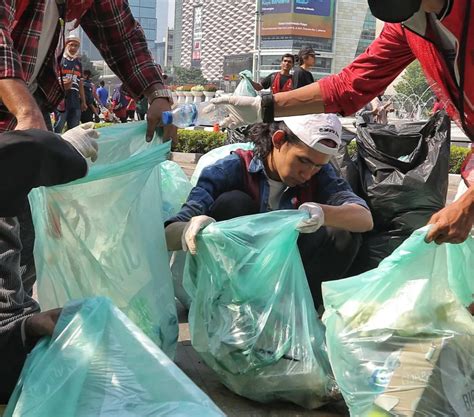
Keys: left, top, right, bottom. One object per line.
{"left": 165, "top": 114, "right": 373, "bottom": 307}
{"left": 54, "top": 34, "right": 86, "bottom": 133}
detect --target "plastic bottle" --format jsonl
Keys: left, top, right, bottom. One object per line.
{"left": 161, "top": 103, "right": 226, "bottom": 128}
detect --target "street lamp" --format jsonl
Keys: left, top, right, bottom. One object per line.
{"left": 253, "top": 0, "right": 262, "bottom": 82}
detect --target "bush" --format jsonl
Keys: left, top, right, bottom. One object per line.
{"left": 345, "top": 140, "right": 469, "bottom": 174}
{"left": 172, "top": 129, "right": 226, "bottom": 154}
{"left": 449, "top": 146, "right": 470, "bottom": 174}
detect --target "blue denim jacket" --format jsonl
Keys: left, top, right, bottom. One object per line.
{"left": 165, "top": 153, "right": 368, "bottom": 225}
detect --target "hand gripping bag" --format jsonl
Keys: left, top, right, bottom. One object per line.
{"left": 4, "top": 297, "right": 225, "bottom": 417}
{"left": 234, "top": 70, "right": 258, "bottom": 97}
{"left": 184, "top": 211, "right": 338, "bottom": 409}
{"left": 322, "top": 228, "right": 474, "bottom": 417}
{"left": 29, "top": 122, "right": 178, "bottom": 357}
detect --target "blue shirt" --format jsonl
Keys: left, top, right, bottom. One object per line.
{"left": 97, "top": 87, "right": 109, "bottom": 106}
{"left": 165, "top": 153, "right": 369, "bottom": 225}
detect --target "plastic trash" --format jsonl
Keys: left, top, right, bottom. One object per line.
{"left": 338, "top": 112, "right": 451, "bottom": 274}
{"left": 234, "top": 70, "right": 258, "bottom": 97}
{"left": 191, "top": 142, "right": 254, "bottom": 186}
{"left": 4, "top": 297, "right": 225, "bottom": 417}
{"left": 29, "top": 122, "right": 178, "bottom": 358}
{"left": 160, "top": 160, "right": 192, "bottom": 220}
{"left": 161, "top": 103, "right": 227, "bottom": 128}
{"left": 184, "top": 210, "right": 338, "bottom": 409}
{"left": 322, "top": 227, "right": 474, "bottom": 417}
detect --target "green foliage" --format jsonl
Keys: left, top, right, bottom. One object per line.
{"left": 94, "top": 122, "right": 114, "bottom": 129}
{"left": 449, "top": 146, "right": 470, "bottom": 174}
{"left": 394, "top": 60, "right": 433, "bottom": 101}
{"left": 80, "top": 54, "right": 100, "bottom": 83}
{"left": 346, "top": 140, "right": 469, "bottom": 174}
{"left": 172, "top": 130, "right": 226, "bottom": 154}
{"left": 173, "top": 66, "right": 208, "bottom": 86}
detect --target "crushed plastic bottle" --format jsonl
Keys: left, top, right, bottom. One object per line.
{"left": 161, "top": 103, "right": 226, "bottom": 128}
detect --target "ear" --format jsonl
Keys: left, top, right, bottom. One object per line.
{"left": 272, "top": 130, "right": 286, "bottom": 149}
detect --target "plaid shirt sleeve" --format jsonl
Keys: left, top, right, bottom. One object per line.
{"left": 0, "top": 1, "right": 25, "bottom": 80}
{"left": 80, "top": 0, "right": 164, "bottom": 98}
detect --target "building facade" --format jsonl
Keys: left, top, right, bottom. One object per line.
{"left": 80, "top": 1, "right": 159, "bottom": 64}
{"left": 178, "top": 0, "right": 376, "bottom": 82}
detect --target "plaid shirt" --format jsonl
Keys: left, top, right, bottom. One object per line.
{"left": 0, "top": 0, "right": 164, "bottom": 132}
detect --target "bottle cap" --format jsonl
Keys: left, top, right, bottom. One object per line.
{"left": 162, "top": 111, "right": 173, "bottom": 125}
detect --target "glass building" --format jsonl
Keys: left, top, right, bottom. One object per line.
{"left": 79, "top": 1, "right": 158, "bottom": 63}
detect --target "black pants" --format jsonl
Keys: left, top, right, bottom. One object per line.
{"left": 208, "top": 190, "right": 361, "bottom": 308}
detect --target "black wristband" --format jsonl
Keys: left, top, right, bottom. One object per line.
{"left": 261, "top": 92, "right": 275, "bottom": 123}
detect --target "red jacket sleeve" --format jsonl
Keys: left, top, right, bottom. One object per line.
{"left": 319, "top": 23, "right": 416, "bottom": 116}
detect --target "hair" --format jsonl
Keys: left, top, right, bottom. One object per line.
{"left": 298, "top": 50, "right": 314, "bottom": 63}
{"left": 280, "top": 53, "right": 295, "bottom": 64}
{"left": 99, "top": 80, "right": 105, "bottom": 87}
{"left": 248, "top": 121, "right": 300, "bottom": 159}
{"left": 84, "top": 69, "right": 91, "bottom": 77}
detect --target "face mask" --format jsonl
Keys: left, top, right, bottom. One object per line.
{"left": 368, "top": 0, "right": 421, "bottom": 23}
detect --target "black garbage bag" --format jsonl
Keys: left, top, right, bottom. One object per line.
{"left": 347, "top": 112, "right": 451, "bottom": 274}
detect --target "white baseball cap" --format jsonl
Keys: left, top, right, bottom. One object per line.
{"left": 275, "top": 113, "right": 342, "bottom": 155}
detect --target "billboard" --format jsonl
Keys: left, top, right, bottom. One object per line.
{"left": 261, "top": 0, "right": 335, "bottom": 40}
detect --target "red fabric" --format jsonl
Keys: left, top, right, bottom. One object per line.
{"left": 319, "top": 0, "right": 473, "bottom": 141}
{"left": 272, "top": 72, "right": 293, "bottom": 93}
{"left": 461, "top": 148, "right": 474, "bottom": 187}
{"left": 233, "top": 149, "right": 316, "bottom": 209}
{"left": 0, "top": 0, "right": 164, "bottom": 132}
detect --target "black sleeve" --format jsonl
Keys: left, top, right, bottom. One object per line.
{"left": 260, "top": 74, "right": 273, "bottom": 89}
{"left": 0, "top": 129, "right": 88, "bottom": 217}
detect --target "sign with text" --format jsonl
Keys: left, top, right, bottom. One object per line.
{"left": 261, "top": 0, "right": 335, "bottom": 39}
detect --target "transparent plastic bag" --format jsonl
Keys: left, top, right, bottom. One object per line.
{"left": 322, "top": 227, "right": 474, "bottom": 417}
{"left": 234, "top": 70, "right": 257, "bottom": 97}
{"left": 191, "top": 142, "right": 253, "bottom": 186}
{"left": 160, "top": 160, "right": 192, "bottom": 220}
{"left": 184, "top": 211, "right": 338, "bottom": 409}
{"left": 4, "top": 297, "right": 225, "bottom": 417}
{"left": 29, "top": 123, "right": 178, "bottom": 357}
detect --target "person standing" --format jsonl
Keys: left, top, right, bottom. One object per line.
{"left": 126, "top": 95, "right": 136, "bottom": 121}
{"left": 251, "top": 54, "right": 294, "bottom": 93}
{"left": 136, "top": 96, "right": 148, "bottom": 121}
{"left": 81, "top": 69, "right": 100, "bottom": 123}
{"left": 96, "top": 80, "right": 109, "bottom": 108}
{"left": 293, "top": 47, "right": 316, "bottom": 89}
{"left": 54, "top": 35, "right": 87, "bottom": 133}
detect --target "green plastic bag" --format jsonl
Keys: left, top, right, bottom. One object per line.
{"left": 29, "top": 123, "right": 178, "bottom": 357}
{"left": 160, "top": 160, "right": 192, "bottom": 219}
{"left": 191, "top": 142, "right": 254, "bottom": 186}
{"left": 234, "top": 70, "right": 258, "bottom": 97}
{"left": 4, "top": 297, "right": 225, "bottom": 417}
{"left": 322, "top": 227, "right": 474, "bottom": 417}
{"left": 184, "top": 211, "right": 338, "bottom": 409}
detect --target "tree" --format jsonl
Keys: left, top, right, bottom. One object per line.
{"left": 80, "top": 53, "right": 100, "bottom": 82}
{"left": 172, "top": 66, "right": 207, "bottom": 85}
{"left": 394, "top": 60, "right": 434, "bottom": 101}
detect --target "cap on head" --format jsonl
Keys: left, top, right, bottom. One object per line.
{"left": 368, "top": 0, "right": 421, "bottom": 23}
{"left": 276, "top": 114, "right": 342, "bottom": 155}
{"left": 65, "top": 35, "right": 81, "bottom": 45}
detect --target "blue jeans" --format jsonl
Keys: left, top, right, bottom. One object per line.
{"left": 54, "top": 107, "right": 81, "bottom": 133}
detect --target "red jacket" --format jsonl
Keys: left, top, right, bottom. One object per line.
{"left": 319, "top": 0, "right": 473, "bottom": 142}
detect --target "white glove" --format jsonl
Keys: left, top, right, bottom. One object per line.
{"left": 210, "top": 95, "right": 263, "bottom": 129}
{"left": 182, "top": 215, "right": 216, "bottom": 255}
{"left": 297, "top": 202, "right": 325, "bottom": 233}
{"left": 61, "top": 122, "right": 99, "bottom": 162}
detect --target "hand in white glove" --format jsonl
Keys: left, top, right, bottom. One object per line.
{"left": 61, "top": 122, "right": 99, "bottom": 162}
{"left": 297, "top": 202, "right": 325, "bottom": 233}
{"left": 210, "top": 95, "right": 262, "bottom": 129}
{"left": 182, "top": 215, "right": 216, "bottom": 255}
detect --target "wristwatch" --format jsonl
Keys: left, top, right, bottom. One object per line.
{"left": 148, "top": 88, "right": 173, "bottom": 105}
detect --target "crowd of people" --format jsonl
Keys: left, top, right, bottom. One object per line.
{"left": 52, "top": 35, "right": 149, "bottom": 133}
{"left": 0, "top": 0, "right": 472, "bottom": 410}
